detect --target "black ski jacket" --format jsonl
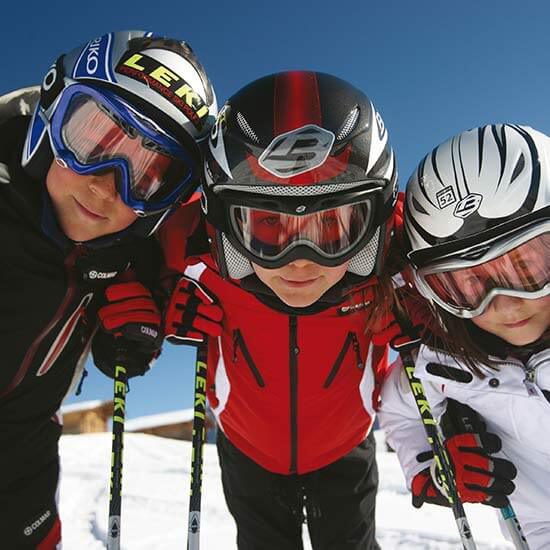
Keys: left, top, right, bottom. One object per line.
{"left": 0, "top": 113, "right": 161, "bottom": 484}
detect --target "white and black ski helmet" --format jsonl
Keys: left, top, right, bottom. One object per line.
{"left": 203, "top": 71, "right": 398, "bottom": 280}
{"left": 23, "top": 30, "right": 217, "bottom": 242}
{"left": 405, "top": 124, "right": 550, "bottom": 269}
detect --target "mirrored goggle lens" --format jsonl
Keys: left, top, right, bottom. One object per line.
{"left": 423, "top": 232, "right": 550, "bottom": 312}
{"left": 230, "top": 201, "right": 372, "bottom": 260}
{"left": 60, "top": 95, "right": 190, "bottom": 203}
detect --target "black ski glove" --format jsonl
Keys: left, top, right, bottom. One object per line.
{"left": 92, "top": 281, "right": 163, "bottom": 378}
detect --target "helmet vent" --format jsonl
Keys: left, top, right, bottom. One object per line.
{"left": 510, "top": 153, "right": 525, "bottom": 183}
{"left": 412, "top": 196, "right": 429, "bottom": 214}
{"left": 236, "top": 112, "right": 260, "bottom": 144}
{"left": 218, "top": 181, "right": 365, "bottom": 196}
{"left": 336, "top": 106, "right": 360, "bottom": 141}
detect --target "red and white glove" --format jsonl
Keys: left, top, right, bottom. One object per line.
{"left": 93, "top": 281, "right": 163, "bottom": 378}
{"left": 411, "top": 402, "right": 517, "bottom": 509}
{"left": 164, "top": 276, "right": 223, "bottom": 345}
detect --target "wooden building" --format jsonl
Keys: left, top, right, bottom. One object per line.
{"left": 60, "top": 399, "right": 113, "bottom": 434}
{"left": 125, "top": 409, "right": 216, "bottom": 442}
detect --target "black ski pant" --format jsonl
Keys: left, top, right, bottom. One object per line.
{"left": 217, "top": 430, "right": 381, "bottom": 550}
{"left": 0, "top": 418, "right": 62, "bottom": 548}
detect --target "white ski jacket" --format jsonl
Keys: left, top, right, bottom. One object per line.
{"left": 378, "top": 344, "right": 550, "bottom": 549}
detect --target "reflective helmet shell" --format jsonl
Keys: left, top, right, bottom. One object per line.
{"left": 203, "top": 70, "right": 397, "bottom": 279}
{"left": 405, "top": 124, "right": 550, "bottom": 269}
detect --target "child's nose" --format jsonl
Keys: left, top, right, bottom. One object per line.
{"left": 288, "top": 258, "right": 315, "bottom": 268}
{"left": 490, "top": 294, "right": 523, "bottom": 312}
{"left": 88, "top": 173, "right": 117, "bottom": 201}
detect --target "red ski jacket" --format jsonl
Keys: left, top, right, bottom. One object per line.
{"left": 180, "top": 257, "right": 389, "bottom": 475}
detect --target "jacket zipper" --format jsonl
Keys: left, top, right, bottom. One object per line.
{"left": 289, "top": 316, "right": 298, "bottom": 474}
{"left": 491, "top": 356, "right": 546, "bottom": 398}
{"left": 522, "top": 358, "right": 545, "bottom": 397}
{"left": 232, "top": 329, "right": 265, "bottom": 387}
{"left": 323, "top": 332, "right": 363, "bottom": 388}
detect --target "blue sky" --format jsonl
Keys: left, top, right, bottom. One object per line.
{"left": 3, "top": 0, "right": 550, "bottom": 418}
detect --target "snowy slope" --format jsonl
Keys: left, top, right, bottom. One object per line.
{"left": 59, "top": 431, "right": 512, "bottom": 549}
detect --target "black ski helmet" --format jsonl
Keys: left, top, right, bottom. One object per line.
{"left": 202, "top": 71, "right": 397, "bottom": 279}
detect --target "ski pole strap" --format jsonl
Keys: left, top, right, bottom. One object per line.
{"left": 388, "top": 305, "right": 423, "bottom": 353}
{"left": 187, "top": 339, "right": 209, "bottom": 550}
{"left": 107, "top": 357, "right": 128, "bottom": 550}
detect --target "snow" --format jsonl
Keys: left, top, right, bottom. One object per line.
{"left": 59, "top": 430, "right": 513, "bottom": 549}
{"left": 125, "top": 408, "right": 195, "bottom": 432}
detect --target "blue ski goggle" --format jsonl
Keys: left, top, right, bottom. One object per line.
{"left": 48, "top": 83, "right": 197, "bottom": 215}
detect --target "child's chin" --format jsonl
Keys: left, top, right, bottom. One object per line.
{"left": 505, "top": 331, "right": 544, "bottom": 347}
{"left": 277, "top": 292, "right": 320, "bottom": 309}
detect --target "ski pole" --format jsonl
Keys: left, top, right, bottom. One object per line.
{"left": 392, "top": 306, "right": 530, "bottom": 549}
{"left": 501, "top": 504, "right": 530, "bottom": 549}
{"left": 389, "top": 306, "right": 477, "bottom": 550}
{"left": 394, "top": 337, "right": 477, "bottom": 550}
{"left": 442, "top": 399, "right": 530, "bottom": 550}
{"left": 107, "top": 353, "right": 128, "bottom": 550}
{"left": 187, "top": 339, "right": 209, "bottom": 550}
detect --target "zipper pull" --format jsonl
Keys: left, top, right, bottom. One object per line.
{"left": 523, "top": 366, "right": 538, "bottom": 396}
{"left": 351, "top": 335, "right": 363, "bottom": 370}
{"left": 75, "top": 368, "right": 88, "bottom": 396}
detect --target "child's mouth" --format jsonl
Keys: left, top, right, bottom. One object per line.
{"left": 503, "top": 317, "right": 532, "bottom": 328}
{"left": 281, "top": 277, "right": 318, "bottom": 288}
{"left": 74, "top": 198, "right": 108, "bottom": 220}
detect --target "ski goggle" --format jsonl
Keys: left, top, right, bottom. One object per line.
{"left": 49, "top": 83, "right": 197, "bottom": 215}
{"left": 228, "top": 199, "right": 373, "bottom": 266}
{"left": 415, "top": 225, "right": 550, "bottom": 318}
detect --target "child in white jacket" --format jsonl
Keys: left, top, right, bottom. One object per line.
{"left": 379, "top": 124, "right": 550, "bottom": 549}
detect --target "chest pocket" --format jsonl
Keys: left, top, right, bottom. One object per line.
{"left": 36, "top": 292, "right": 94, "bottom": 377}
{"left": 425, "top": 363, "right": 474, "bottom": 384}
{"left": 232, "top": 329, "right": 265, "bottom": 388}
{"left": 323, "top": 332, "right": 363, "bottom": 388}
{"left": 421, "top": 361, "right": 485, "bottom": 404}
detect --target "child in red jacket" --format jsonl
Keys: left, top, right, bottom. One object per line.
{"left": 163, "top": 71, "right": 402, "bottom": 550}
